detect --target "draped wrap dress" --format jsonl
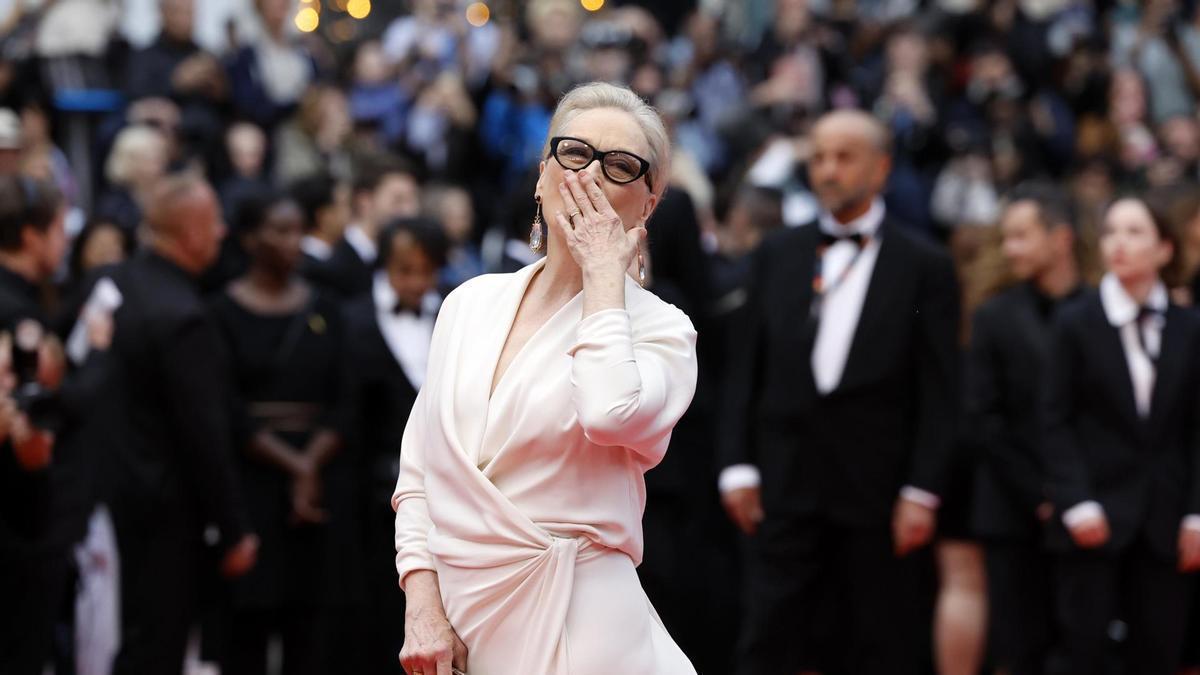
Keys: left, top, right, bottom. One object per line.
{"left": 392, "top": 259, "right": 699, "bottom": 674}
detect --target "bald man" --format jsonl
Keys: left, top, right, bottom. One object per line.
{"left": 717, "top": 110, "right": 959, "bottom": 674}
{"left": 98, "top": 175, "right": 257, "bottom": 675}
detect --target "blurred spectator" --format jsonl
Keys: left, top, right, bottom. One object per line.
{"left": 347, "top": 39, "right": 407, "bottom": 147}
{"left": 226, "top": 0, "right": 316, "bottom": 131}
{"left": 0, "top": 108, "right": 22, "bottom": 176}
{"left": 273, "top": 84, "right": 352, "bottom": 187}
{"left": 95, "top": 125, "right": 168, "bottom": 236}
{"left": 290, "top": 172, "right": 350, "bottom": 273}
{"left": 17, "top": 101, "right": 76, "bottom": 210}
{"left": 403, "top": 72, "right": 477, "bottom": 182}
{"left": 1112, "top": 0, "right": 1198, "bottom": 124}
{"left": 0, "top": 173, "right": 68, "bottom": 674}
{"left": 221, "top": 122, "right": 271, "bottom": 220}
{"left": 710, "top": 185, "right": 784, "bottom": 304}
{"left": 102, "top": 175, "right": 257, "bottom": 674}
{"left": 126, "top": 0, "right": 224, "bottom": 104}
{"left": 422, "top": 183, "right": 482, "bottom": 292}
{"left": 747, "top": 0, "right": 827, "bottom": 114}
{"left": 125, "top": 0, "right": 226, "bottom": 165}
{"left": 342, "top": 217, "right": 445, "bottom": 675}
{"left": 124, "top": 97, "right": 186, "bottom": 167}
{"left": 381, "top": 0, "right": 500, "bottom": 90}
{"left": 210, "top": 188, "right": 358, "bottom": 675}
{"left": 967, "top": 182, "right": 1082, "bottom": 675}
{"left": 1149, "top": 113, "right": 1200, "bottom": 186}
{"left": 68, "top": 219, "right": 130, "bottom": 287}
{"left": 307, "top": 155, "right": 421, "bottom": 297}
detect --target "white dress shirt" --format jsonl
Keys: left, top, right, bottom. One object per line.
{"left": 345, "top": 224, "right": 378, "bottom": 265}
{"left": 810, "top": 199, "right": 885, "bottom": 394}
{"left": 301, "top": 235, "right": 333, "bottom": 261}
{"left": 1062, "top": 273, "right": 1200, "bottom": 533}
{"left": 718, "top": 200, "right": 940, "bottom": 510}
{"left": 373, "top": 272, "right": 439, "bottom": 389}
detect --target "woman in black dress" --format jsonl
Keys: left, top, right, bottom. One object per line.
{"left": 211, "top": 189, "right": 361, "bottom": 675}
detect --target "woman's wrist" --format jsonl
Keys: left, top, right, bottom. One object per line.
{"left": 403, "top": 573, "right": 449, "bottom": 623}
{"left": 580, "top": 259, "right": 627, "bottom": 283}
{"left": 581, "top": 262, "right": 627, "bottom": 317}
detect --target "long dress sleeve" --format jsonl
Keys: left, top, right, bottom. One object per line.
{"left": 567, "top": 302, "right": 698, "bottom": 464}
{"left": 391, "top": 289, "right": 460, "bottom": 590}
{"left": 391, "top": 387, "right": 436, "bottom": 590}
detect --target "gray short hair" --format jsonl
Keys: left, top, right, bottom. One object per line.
{"left": 542, "top": 82, "right": 670, "bottom": 197}
{"left": 105, "top": 125, "right": 166, "bottom": 186}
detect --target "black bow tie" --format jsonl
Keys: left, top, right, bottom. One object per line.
{"left": 819, "top": 230, "right": 866, "bottom": 248}
{"left": 1137, "top": 305, "right": 1164, "bottom": 323}
{"left": 1135, "top": 305, "right": 1164, "bottom": 363}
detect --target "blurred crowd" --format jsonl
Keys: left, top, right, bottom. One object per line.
{"left": 5, "top": 0, "right": 1200, "bottom": 673}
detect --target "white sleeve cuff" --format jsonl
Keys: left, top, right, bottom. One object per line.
{"left": 899, "top": 485, "right": 941, "bottom": 509}
{"left": 718, "top": 464, "right": 761, "bottom": 493}
{"left": 1062, "top": 500, "right": 1105, "bottom": 528}
{"left": 1183, "top": 515, "right": 1200, "bottom": 532}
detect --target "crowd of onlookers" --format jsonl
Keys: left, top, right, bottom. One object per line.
{"left": 7, "top": 0, "right": 1200, "bottom": 673}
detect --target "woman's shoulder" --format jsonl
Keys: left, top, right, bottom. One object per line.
{"left": 624, "top": 279, "right": 697, "bottom": 339}
{"left": 436, "top": 270, "right": 523, "bottom": 320}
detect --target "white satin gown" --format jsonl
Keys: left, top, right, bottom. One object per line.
{"left": 392, "top": 258, "right": 699, "bottom": 675}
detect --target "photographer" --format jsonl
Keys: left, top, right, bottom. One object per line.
{"left": 0, "top": 174, "right": 72, "bottom": 673}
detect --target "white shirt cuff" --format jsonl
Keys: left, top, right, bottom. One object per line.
{"left": 1062, "top": 501, "right": 1105, "bottom": 528}
{"left": 718, "top": 464, "right": 761, "bottom": 493}
{"left": 899, "top": 485, "right": 941, "bottom": 510}
{"left": 1183, "top": 515, "right": 1200, "bottom": 532}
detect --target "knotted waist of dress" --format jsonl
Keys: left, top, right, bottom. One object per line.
{"left": 426, "top": 524, "right": 615, "bottom": 673}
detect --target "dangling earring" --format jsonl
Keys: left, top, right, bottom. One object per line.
{"left": 638, "top": 251, "right": 646, "bottom": 287}
{"left": 529, "top": 198, "right": 544, "bottom": 253}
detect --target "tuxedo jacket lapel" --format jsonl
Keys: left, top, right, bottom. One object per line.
{"left": 1088, "top": 299, "right": 1142, "bottom": 430}
{"left": 1148, "top": 306, "right": 1186, "bottom": 442}
{"left": 789, "top": 227, "right": 821, "bottom": 390}
{"left": 368, "top": 310, "right": 418, "bottom": 395}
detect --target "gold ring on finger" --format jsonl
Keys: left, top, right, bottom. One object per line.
{"left": 568, "top": 209, "right": 581, "bottom": 219}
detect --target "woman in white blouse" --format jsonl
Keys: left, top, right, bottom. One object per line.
{"left": 392, "top": 82, "right": 699, "bottom": 675}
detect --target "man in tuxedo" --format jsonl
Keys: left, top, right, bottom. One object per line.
{"left": 966, "top": 183, "right": 1082, "bottom": 675}
{"left": 101, "top": 175, "right": 258, "bottom": 675}
{"left": 291, "top": 171, "right": 350, "bottom": 275}
{"left": 343, "top": 217, "right": 445, "bottom": 675}
{"left": 718, "top": 110, "right": 959, "bottom": 674}
{"left": 308, "top": 156, "right": 421, "bottom": 297}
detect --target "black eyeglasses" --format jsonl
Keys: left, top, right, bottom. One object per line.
{"left": 549, "top": 136, "right": 653, "bottom": 191}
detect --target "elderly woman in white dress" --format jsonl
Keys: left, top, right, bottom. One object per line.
{"left": 392, "top": 82, "right": 699, "bottom": 675}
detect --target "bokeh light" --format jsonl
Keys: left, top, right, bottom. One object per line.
{"left": 465, "top": 2, "right": 490, "bottom": 27}
{"left": 581, "top": 0, "right": 604, "bottom": 11}
{"left": 294, "top": 6, "right": 320, "bottom": 32}
{"left": 347, "top": 0, "right": 371, "bottom": 19}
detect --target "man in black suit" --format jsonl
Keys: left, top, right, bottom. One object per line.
{"left": 718, "top": 110, "right": 959, "bottom": 674}
{"left": 308, "top": 156, "right": 421, "bottom": 297}
{"left": 343, "top": 217, "right": 445, "bottom": 675}
{"left": 965, "top": 183, "right": 1082, "bottom": 675}
{"left": 291, "top": 172, "right": 350, "bottom": 277}
{"left": 101, "top": 175, "right": 258, "bottom": 675}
